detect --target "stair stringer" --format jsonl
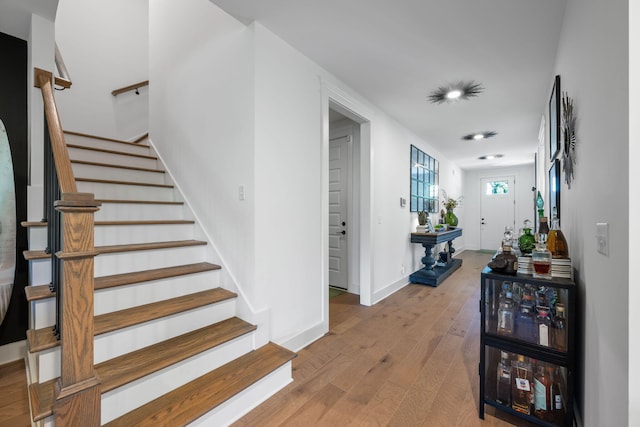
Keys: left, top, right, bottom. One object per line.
{"left": 146, "top": 137, "right": 272, "bottom": 349}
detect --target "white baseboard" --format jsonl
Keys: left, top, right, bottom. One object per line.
{"left": 371, "top": 276, "right": 409, "bottom": 305}
{"left": 275, "top": 320, "right": 327, "bottom": 352}
{"left": 0, "top": 340, "right": 26, "bottom": 364}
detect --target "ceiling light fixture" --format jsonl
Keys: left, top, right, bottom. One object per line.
{"left": 428, "top": 80, "right": 484, "bottom": 104}
{"left": 462, "top": 131, "right": 498, "bottom": 141}
{"left": 478, "top": 154, "right": 504, "bottom": 160}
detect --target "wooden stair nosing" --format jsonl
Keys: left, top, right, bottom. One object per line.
{"left": 75, "top": 177, "right": 173, "bottom": 189}
{"left": 27, "top": 287, "right": 237, "bottom": 353}
{"left": 96, "top": 198, "right": 184, "bottom": 205}
{"left": 22, "top": 219, "right": 195, "bottom": 228}
{"left": 71, "top": 159, "right": 165, "bottom": 174}
{"left": 67, "top": 143, "right": 156, "bottom": 160}
{"left": 23, "top": 239, "right": 207, "bottom": 261}
{"left": 103, "top": 343, "right": 296, "bottom": 427}
{"left": 64, "top": 130, "right": 149, "bottom": 147}
{"left": 29, "top": 317, "right": 256, "bottom": 422}
{"left": 26, "top": 262, "right": 221, "bottom": 302}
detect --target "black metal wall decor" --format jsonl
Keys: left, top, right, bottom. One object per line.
{"left": 562, "top": 92, "right": 576, "bottom": 188}
{"left": 410, "top": 145, "right": 439, "bottom": 213}
{"left": 549, "top": 75, "right": 561, "bottom": 160}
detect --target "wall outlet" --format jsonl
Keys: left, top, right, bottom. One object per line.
{"left": 596, "top": 223, "right": 609, "bottom": 256}
{"left": 401, "top": 264, "right": 405, "bottom": 274}
{"left": 239, "top": 184, "right": 245, "bottom": 201}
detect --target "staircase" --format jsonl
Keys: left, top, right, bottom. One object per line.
{"left": 23, "top": 131, "right": 295, "bottom": 426}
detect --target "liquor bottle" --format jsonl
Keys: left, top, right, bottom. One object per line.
{"left": 532, "top": 234, "right": 552, "bottom": 279}
{"left": 536, "top": 191, "right": 544, "bottom": 218}
{"left": 553, "top": 303, "right": 567, "bottom": 352}
{"left": 547, "top": 208, "right": 569, "bottom": 258}
{"left": 534, "top": 363, "right": 552, "bottom": 420}
{"left": 536, "top": 305, "right": 553, "bottom": 347}
{"left": 500, "top": 227, "right": 518, "bottom": 274}
{"left": 497, "top": 288, "right": 515, "bottom": 336}
{"left": 511, "top": 355, "right": 533, "bottom": 415}
{"left": 551, "top": 367, "right": 566, "bottom": 423}
{"left": 538, "top": 216, "right": 550, "bottom": 236}
{"left": 496, "top": 351, "right": 512, "bottom": 406}
{"left": 514, "top": 289, "right": 537, "bottom": 344}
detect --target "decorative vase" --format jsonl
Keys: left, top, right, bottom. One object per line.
{"left": 444, "top": 208, "right": 458, "bottom": 227}
{"left": 517, "top": 220, "right": 536, "bottom": 254}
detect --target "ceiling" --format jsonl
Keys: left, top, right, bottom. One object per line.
{"left": 210, "top": 0, "right": 567, "bottom": 170}
{"left": 0, "top": 0, "right": 58, "bottom": 41}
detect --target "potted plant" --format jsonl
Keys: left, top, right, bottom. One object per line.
{"left": 441, "top": 190, "right": 462, "bottom": 227}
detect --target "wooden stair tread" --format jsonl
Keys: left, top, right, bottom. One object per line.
{"left": 71, "top": 159, "right": 165, "bottom": 174}
{"left": 27, "top": 288, "right": 236, "bottom": 352}
{"left": 29, "top": 318, "right": 256, "bottom": 421}
{"left": 96, "top": 198, "right": 183, "bottom": 205}
{"left": 103, "top": 343, "right": 296, "bottom": 427}
{"left": 75, "top": 177, "right": 173, "bottom": 188}
{"left": 22, "top": 219, "right": 194, "bottom": 228}
{"left": 26, "top": 262, "right": 221, "bottom": 301}
{"left": 64, "top": 130, "right": 149, "bottom": 147}
{"left": 67, "top": 143, "right": 157, "bottom": 160}
{"left": 24, "top": 239, "right": 206, "bottom": 261}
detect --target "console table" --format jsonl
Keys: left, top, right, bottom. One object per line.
{"left": 409, "top": 228, "right": 462, "bottom": 287}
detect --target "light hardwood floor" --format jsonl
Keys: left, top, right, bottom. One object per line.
{"left": 233, "top": 251, "right": 536, "bottom": 426}
{"left": 0, "top": 359, "right": 31, "bottom": 427}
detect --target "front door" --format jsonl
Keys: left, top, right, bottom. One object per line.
{"left": 480, "top": 176, "right": 515, "bottom": 250}
{"left": 328, "top": 136, "right": 350, "bottom": 289}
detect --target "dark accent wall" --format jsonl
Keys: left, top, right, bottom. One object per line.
{"left": 0, "top": 32, "right": 29, "bottom": 345}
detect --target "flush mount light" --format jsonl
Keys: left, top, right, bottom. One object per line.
{"left": 428, "top": 80, "right": 484, "bottom": 104}
{"left": 462, "top": 131, "right": 498, "bottom": 141}
{"left": 478, "top": 154, "right": 504, "bottom": 160}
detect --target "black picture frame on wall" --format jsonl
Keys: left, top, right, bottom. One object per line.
{"left": 549, "top": 159, "right": 560, "bottom": 220}
{"left": 549, "top": 75, "right": 561, "bottom": 160}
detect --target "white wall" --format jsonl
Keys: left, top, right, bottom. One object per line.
{"left": 148, "top": 0, "right": 257, "bottom": 319}
{"left": 550, "top": 0, "right": 628, "bottom": 424}
{"left": 630, "top": 2, "right": 640, "bottom": 425}
{"left": 149, "top": 2, "right": 462, "bottom": 348}
{"left": 54, "top": 0, "right": 148, "bottom": 140}
{"left": 462, "top": 164, "right": 534, "bottom": 251}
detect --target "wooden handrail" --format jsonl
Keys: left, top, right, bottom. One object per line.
{"left": 34, "top": 67, "right": 101, "bottom": 426}
{"left": 34, "top": 68, "right": 77, "bottom": 193}
{"left": 111, "top": 80, "right": 149, "bottom": 96}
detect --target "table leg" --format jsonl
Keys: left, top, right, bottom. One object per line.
{"left": 421, "top": 243, "right": 436, "bottom": 270}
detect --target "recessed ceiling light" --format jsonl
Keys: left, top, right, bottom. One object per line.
{"left": 428, "top": 80, "right": 484, "bottom": 104}
{"left": 462, "top": 131, "right": 498, "bottom": 141}
{"left": 446, "top": 90, "right": 462, "bottom": 100}
{"left": 478, "top": 154, "right": 504, "bottom": 160}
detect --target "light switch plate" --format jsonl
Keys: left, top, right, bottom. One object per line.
{"left": 596, "top": 223, "right": 609, "bottom": 256}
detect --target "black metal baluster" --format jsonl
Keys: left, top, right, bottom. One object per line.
{"left": 43, "top": 116, "right": 62, "bottom": 340}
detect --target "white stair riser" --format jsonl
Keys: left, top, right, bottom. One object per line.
{"left": 72, "top": 163, "right": 167, "bottom": 185}
{"left": 95, "top": 203, "right": 187, "bottom": 222}
{"left": 26, "top": 227, "right": 47, "bottom": 251}
{"left": 190, "top": 362, "right": 293, "bottom": 427}
{"left": 65, "top": 134, "right": 153, "bottom": 156}
{"left": 76, "top": 181, "right": 176, "bottom": 202}
{"left": 101, "top": 334, "right": 254, "bottom": 424}
{"left": 94, "top": 224, "right": 195, "bottom": 246}
{"left": 30, "top": 245, "right": 208, "bottom": 281}
{"left": 29, "top": 258, "right": 53, "bottom": 286}
{"left": 94, "top": 245, "right": 207, "bottom": 276}
{"left": 38, "top": 300, "right": 237, "bottom": 382}
{"left": 68, "top": 147, "right": 159, "bottom": 169}
{"left": 32, "top": 270, "right": 221, "bottom": 328}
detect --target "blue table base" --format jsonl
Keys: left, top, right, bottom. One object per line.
{"left": 409, "top": 258, "right": 462, "bottom": 287}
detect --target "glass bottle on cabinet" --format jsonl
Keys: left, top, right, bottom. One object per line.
{"left": 480, "top": 267, "right": 575, "bottom": 426}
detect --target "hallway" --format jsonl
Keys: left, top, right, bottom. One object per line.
{"left": 234, "top": 251, "right": 534, "bottom": 426}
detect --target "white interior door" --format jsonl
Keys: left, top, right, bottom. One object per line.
{"left": 480, "top": 176, "right": 515, "bottom": 250}
{"left": 328, "top": 136, "right": 350, "bottom": 289}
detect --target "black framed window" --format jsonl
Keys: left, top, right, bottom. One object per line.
{"left": 410, "top": 145, "right": 439, "bottom": 212}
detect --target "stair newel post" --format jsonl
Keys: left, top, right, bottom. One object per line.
{"left": 34, "top": 67, "right": 102, "bottom": 426}
{"left": 53, "top": 193, "right": 102, "bottom": 426}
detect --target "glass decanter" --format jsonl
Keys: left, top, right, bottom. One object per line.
{"left": 547, "top": 208, "right": 569, "bottom": 258}
{"left": 518, "top": 219, "right": 536, "bottom": 255}
{"left": 532, "top": 234, "right": 552, "bottom": 279}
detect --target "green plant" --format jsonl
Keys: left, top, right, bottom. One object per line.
{"left": 418, "top": 210, "right": 427, "bottom": 225}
